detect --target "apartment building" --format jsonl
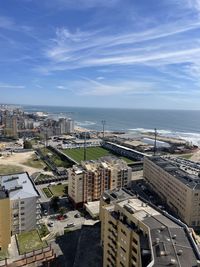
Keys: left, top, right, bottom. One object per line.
{"left": 100, "top": 188, "right": 133, "bottom": 244}
{"left": 100, "top": 191, "right": 200, "bottom": 267}
{"left": 0, "top": 188, "right": 11, "bottom": 251}
{"left": 143, "top": 156, "right": 200, "bottom": 227}
{"left": 68, "top": 157, "right": 132, "bottom": 207}
{"left": 0, "top": 173, "right": 41, "bottom": 238}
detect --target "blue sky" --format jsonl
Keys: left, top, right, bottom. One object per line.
{"left": 1, "top": 0, "right": 200, "bottom": 109}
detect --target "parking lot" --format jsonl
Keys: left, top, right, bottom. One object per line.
{"left": 164, "top": 155, "right": 200, "bottom": 176}
{"left": 130, "top": 179, "right": 180, "bottom": 219}
{"left": 42, "top": 210, "right": 85, "bottom": 236}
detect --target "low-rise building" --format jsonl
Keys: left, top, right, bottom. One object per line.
{"left": 68, "top": 157, "right": 132, "bottom": 207}
{"left": 143, "top": 156, "right": 200, "bottom": 227}
{"left": 100, "top": 191, "right": 200, "bottom": 267}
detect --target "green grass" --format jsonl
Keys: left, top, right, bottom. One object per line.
{"left": 40, "top": 147, "right": 71, "bottom": 168}
{"left": 36, "top": 173, "right": 53, "bottom": 182}
{"left": 23, "top": 154, "right": 45, "bottom": 169}
{"left": 42, "top": 187, "right": 53, "bottom": 198}
{"left": 38, "top": 224, "right": 49, "bottom": 238}
{"left": 0, "top": 164, "right": 23, "bottom": 175}
{"left": 0, "top": 250, "right": 7, "bottom": 260}
{"left": 177, "top": 153, "right": 193, "bottom": 159}
{"left": 17, "top": 230, "right": 47, "bottom": 254}
{"left": 64, "top": 229, "right": 72, "bottom": 234}
{"left": 62, "top": 147, "right": 134, "bottom": 164}
{"left": 49, "top": 184, "right": 68, "bottom": 197}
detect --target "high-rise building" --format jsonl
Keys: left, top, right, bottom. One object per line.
{"left": 2, "top": 113, "right": 18, "bottom": 137}
{"left": 58, "top": 118, "right": 74, "bottom": 134}
{"left": 100, "top": 191, "right": 200, "bottom": 267}
{"left": 0, "top": 172, "right": 41, "bottom": 243}
{"left": 143, "top": 156, "right": 200, "bottom": 227}
{"left": 68, "top": 157, "right": 132, "bottom": 207}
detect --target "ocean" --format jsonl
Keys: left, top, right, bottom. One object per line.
{"left": 22, "top": 105, "right": 200, "bottom": 146}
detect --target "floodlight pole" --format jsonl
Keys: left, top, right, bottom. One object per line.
{"left": 84, "top": 131, "right": 86, "bottom": 161}
{"left": 154, "top": 128, "right": 157, "bottom": 156}
{"left": 102, "top": 120, "right": 106, "bottom": 139}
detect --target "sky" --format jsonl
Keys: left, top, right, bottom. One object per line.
{"left": 1, "top": 0, "right": 200, "bottom": 109}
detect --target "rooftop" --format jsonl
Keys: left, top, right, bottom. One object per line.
{"left": 0, "top": 172, "right": 39, "bottom": 200}
{"left": 148, "top": 156, "right": 200, "bottom": 189}
{"left": 71, "top": 156, "right": 130, "bottom": 174}
{"left": 84, "top": 201, "right": 100, "bottom": 218}
{"left": 82, "top": 156, "right": 130, "bottom": 171}
{"left": 0, "top": 186, "right": 8, "bottom": 199}
{"left": 112, "top": 197, "right": 200, "bottom": 267}
{"left": 102, "top": 188, "right": 133, "bottom": 204}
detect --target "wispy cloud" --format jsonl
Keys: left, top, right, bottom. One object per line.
{"left": 0, "top": 84, "right": 25, "bottom": 89}
{"left": 0, "top": 16, "right": 15, "bottom": 30}
{"left": 38, "top": 17, "right": 200, "bottom": 79}
{"left": 57, "top": 85, "right": 67, "bottom": 90}
{"left": 64, "top": 78, "right": 155, "bottom": 96}
{"left": 42, "top": 0, "right": 121, "bottom": 10}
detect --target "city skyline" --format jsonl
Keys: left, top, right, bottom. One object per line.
{"left": 1, "top": 0, "right": 200, "bottom": 109}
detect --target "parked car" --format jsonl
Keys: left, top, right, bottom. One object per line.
{"left": 65, "top": 223, "right": 75, "bottom": 228}
{"left": 44, "top": 210, "right": 48, "bottom": 216}
{"left": 48, "top": 222, "right": 54, "bottom": 227}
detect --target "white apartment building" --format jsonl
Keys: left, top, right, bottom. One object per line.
{"left": 0, "top": 172, "right": 41, "bottom": 235}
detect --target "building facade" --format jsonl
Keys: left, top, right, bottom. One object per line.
{"left": 0, "top": 173, "right": 41, "bottom": 240}
{"left": 0, "top": 189, "right": 11, "bottom": 251}
{"left": 143, "top": 156, "right": 200, "bottom": 227}
{"left": 68, "top": 157, "right": 132, "bottom": 207}
{"left": 100, "top": 191, "right": 200, "bottom": 267}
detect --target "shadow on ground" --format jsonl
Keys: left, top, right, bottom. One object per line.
{"left": 55, "top": 223, "right": 103, "bottom": 267}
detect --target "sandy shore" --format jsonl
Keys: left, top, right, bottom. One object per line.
{"left": 190, "top": 149, "right": 200, "bottom": 162}
{"left": 75, "top": 126, "right": 96, "bottom": 133}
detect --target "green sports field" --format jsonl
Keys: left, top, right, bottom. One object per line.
{"left": 62, "top": 146, "right": 134, "bottom": 164}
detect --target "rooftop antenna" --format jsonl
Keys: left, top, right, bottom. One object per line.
{"left": 84, "top": 131, "right": 87, "bottom": 161}
{"left": 154, "top": 128, "right": 157, "bottom": 156}
{"left": 102, "top": 120, "right": 106, "bottom": 139}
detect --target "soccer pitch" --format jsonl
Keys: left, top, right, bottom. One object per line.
{"left": 62, "top": 146, "right": 134, "bottom": 164}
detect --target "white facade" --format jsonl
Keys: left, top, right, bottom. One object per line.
{"left": 0, "top": 173, "right": 40, "bottom": 235}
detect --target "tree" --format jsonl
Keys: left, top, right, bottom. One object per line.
{"left": 23, "top": 140, "right": 32, "bottom": 149}
{"left": 59, "top": 207, "right": 67, "bottom": 216}
{"left": 50, "top": 196, "right": 59, "bottom": 211}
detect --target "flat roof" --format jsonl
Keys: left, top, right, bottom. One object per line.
{"left": 102, "top": 188, "right": 133, "bottom": 203}
{"left": 0, "top": 172, "right": 39, "bottom": 200}
{"left": 113, "top": 197, "right": 199, "bottom": 267}
{"left": 148, "top": 156, "right": 200, "bottom": 189}
{"left": 0, "top": 187, "right": 8, "bottom": 199}
{"left": 85, "top": 201, "right": 100, "bottom": 217}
